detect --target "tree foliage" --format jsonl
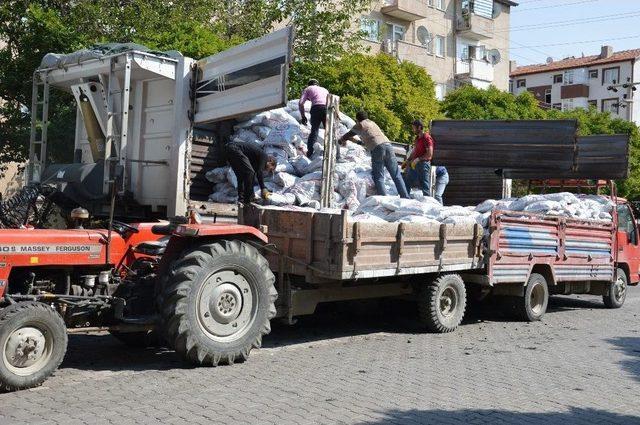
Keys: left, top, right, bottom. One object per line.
{"left": 0, "top": 0, "right": 369, "bottom": 163}
{"left": 441, "top": 84, "right": 640, "bottom": 199}
{"left": 441, "top": 85, "right": 546, "bottom": 120}
{"left": 291, "top": 54, "right": 441, "bottom": 144}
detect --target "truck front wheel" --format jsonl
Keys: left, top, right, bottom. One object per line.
{"left": 603, "top": 268, "right": 627, "bottom": 309}
{"left": 0, "top": 302, "right": 68, "bottom": 391}
{"left": 162, "top": 240, "right": 277, "bottom": 366}
{"left": 516, "top": 273, "right": 549, "bottom": 321}
{"left": 418, "top": 274, "right": 467, "bottom": 333}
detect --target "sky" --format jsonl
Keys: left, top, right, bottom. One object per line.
{"left": 509, "top": 0, "right": 640, "bottom": 66}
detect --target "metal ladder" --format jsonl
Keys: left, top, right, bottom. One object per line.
{"left": 27, "top": 72, "right": 50, "bottom": 183}
{"left": 102, "top": 54, "right": 132, "bottom": 194}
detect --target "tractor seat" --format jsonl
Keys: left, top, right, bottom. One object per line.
{"left": 133, "top": 237, "right": 169, "bottom": 256}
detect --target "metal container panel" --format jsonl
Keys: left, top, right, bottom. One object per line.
{"left": 502, "top": 134, "right": 630, "bottom": 180}
{"left": 430, "top": 120, "right": 578, "bottom": 169}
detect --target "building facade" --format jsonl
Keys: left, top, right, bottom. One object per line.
{"left": 510, "top": 46, "right": 640, "bottom": 125}
{"left": 359, "top": 0, "right": 516, "bottom": 99}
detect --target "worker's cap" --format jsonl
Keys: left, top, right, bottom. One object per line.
{"left": 308, "top": 79, "right": 319, "bottom": 86}
{"left": 412, "top": 119, "right": 424, "bottom": 128}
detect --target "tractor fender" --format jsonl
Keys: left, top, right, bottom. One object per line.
{"left": 157, "top": 223, "right": 268, "bottom": 275}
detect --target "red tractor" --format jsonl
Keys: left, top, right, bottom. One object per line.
{"left": 0, "top": 189, "right": 276, "bottom": 391}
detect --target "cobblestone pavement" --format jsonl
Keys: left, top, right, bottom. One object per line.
{"left": 1, "top": 290, "right": 640, "bottom": 425}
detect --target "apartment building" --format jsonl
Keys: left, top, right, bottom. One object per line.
{"left": 359, "top": 0, "right": 517, "bottom": 99}
{"left": 510, "top": 46, "right": 640, "bottom": 125}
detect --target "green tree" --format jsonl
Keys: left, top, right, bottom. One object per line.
{"left": 291, "top": 54, "right": 441, "bottom": 144}
{"left": 441, "top": 85, "right": 546, "bottom": 120}
{"left": 0, "top": 0, "right": 369, "bottom": 163}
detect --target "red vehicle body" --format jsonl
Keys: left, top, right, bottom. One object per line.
{"left": 0, "top": 218, "right": 275, "bottom": 392}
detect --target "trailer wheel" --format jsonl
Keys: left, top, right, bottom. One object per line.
{"left": 418, "top": 274, "right": 467, "bottom": 333}
{"left": 162, "top": 240, "right": 277, "bottom": 366}
{"left": 0, "top": 302, "right": 67, "bottom": 391}
{"left": 516, "top": 273, "right": 548, "bottom": 321}
{"left": 603, "top": 268, "right": 627, "bottom": 309}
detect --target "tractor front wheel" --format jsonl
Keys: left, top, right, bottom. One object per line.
{"left": 0, "top": 302, "right": 68, "bottom": 391}
{"left": 162, "top": 240, "right": 277, "bottom": 366}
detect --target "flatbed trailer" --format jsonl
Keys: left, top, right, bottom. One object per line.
{"left": 240, "top": 201, "right": 636, "bottom": 328}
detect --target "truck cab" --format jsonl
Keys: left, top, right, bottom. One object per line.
{"left": 616, "top": 199, "right": 640, "bottom": 284}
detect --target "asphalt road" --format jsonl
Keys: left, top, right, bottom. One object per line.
{"left": 1, "top": 289, "right": 639, "bottom": 425}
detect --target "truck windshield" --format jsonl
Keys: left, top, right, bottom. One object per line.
{"left": 617, "top": 204, "right": 637, "bottom": 245}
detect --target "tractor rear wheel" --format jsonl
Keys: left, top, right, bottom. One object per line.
{"left": 161, "top": 240, "right": 277, "bottom": 366}
{"left": 0, "top": 302, "right": 67, "bottom": 391}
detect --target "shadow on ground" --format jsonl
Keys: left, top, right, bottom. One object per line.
{"left": 608, "top": 336, "right": 640, "bottom": 383}
{"left": 354, "top": 407, "right": 640, "bottom": 425}
{"left": 58, "top": 294, "right": 607, "bottom": 373}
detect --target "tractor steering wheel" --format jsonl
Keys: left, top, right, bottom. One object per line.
{"left": 111, "top": 220, "right": 139, "bottom": 235}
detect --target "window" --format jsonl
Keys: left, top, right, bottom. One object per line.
{"left": 516, "top": 79, "right": 526, "bottom": 88}
{"left": 435, "top": 0, "right": 445, "bottom": 10}
{"left": 553, "top": 74, "right": 563, "bottom": 84}
{"left": 544, "top": 88, "right": 552, "bottom": 104}
{"left": 552, "top": 103, "right": 562, "bottom": 110}
{"left": 434, "top": 35, "right": 445, "bottom": 57}
{"left": 603, "top": 67, "right": 620, "bottom": 85}
{"left": 463, "top": 45, "right": 485, "bottom": 61}
{"left": 617, "top": 205, "right": 638, "bottom": 245}
{"left": 564, "top": 70, "right": 574, "bottom": 84}
{"left": 602, "top": 98, "right": 620, "bottom": 115}
{"left": 360, "top": 17, "right": 379, "bottom": 42}
{"left": 562, "top": 98, "right": 574, "bottom": 111}
{"left": 435, "top": 83, "right": 446, "bottom": 100}
{"left": 385, "top": 23, "right": 405, "bottom": 42}
{"left": 588, "top": 99, "right": 597, "bottom": 108}
{"left": 589, "top": 69, "right": 598, "bottom": 79}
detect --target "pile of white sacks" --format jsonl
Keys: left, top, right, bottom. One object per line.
{"left": 352, "top": 192, "right": 614, "bottom": 228}
{"left": 205, "top": 99, "right": 400, "bottom": 209}
{"left": 205, "top": 102, "right": 614, "bottom": 228}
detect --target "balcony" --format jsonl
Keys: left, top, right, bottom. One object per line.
{"left": 456, "top": 59, "right": 494, "bottom": 83}
{"left": 456, "top": 13, "right": 494, "bottom": 40}
{"left": 381, "top": 0, "right": 428, "bottom": 21}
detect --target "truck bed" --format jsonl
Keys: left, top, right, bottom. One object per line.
{"left": 239, "top": 205, "right": 484, "bottom": 281}
{"left": 240, "top": 205, "right": 616, "bottom": 286}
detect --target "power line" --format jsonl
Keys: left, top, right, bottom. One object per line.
{"left": 510, "top": 34, "right": 640, "bottom": 49}
{"left": 513, "top": 0, "right": 598, "bottom": 12}
{"left": 496, "top": 10, "right": 640, "bottom": 32}
{"left": 495, "top": 12, "right": 640, "bottom": 32}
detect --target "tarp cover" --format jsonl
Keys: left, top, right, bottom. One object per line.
{"left": 39, "top": 43, "right": 182, "bottom": 69}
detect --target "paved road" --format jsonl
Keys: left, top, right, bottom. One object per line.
{"left": 1, "top": 290, "right": 640, "bottom": 425}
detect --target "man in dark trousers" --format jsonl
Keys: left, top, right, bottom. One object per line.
{"left": 338, "top": 111, "right": 410, "bottom": 199}
{"left": 403, "top": 119, "right": 435, "bottom": 197}
{"left": 224, "top": 140, "right": 276, "bottom": 204}
{"left": 299, "top": 79, "right": 329, "bottom": 158}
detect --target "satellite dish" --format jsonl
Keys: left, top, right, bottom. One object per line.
{"left": 546, "top": 57, "right": 554, "bottom": 64}
{"left": 417, "top": 26, "right": 432, "bottom": 47}
{"left": 493, "top": 4, "right": 501, "bottom": 19}
{"left": 487, "top": 49, "right": 501, "bottom": 65}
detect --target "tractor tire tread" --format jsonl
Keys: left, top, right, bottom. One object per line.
{"left": 161, "top": 240, "right": 276, "bottom": 367}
